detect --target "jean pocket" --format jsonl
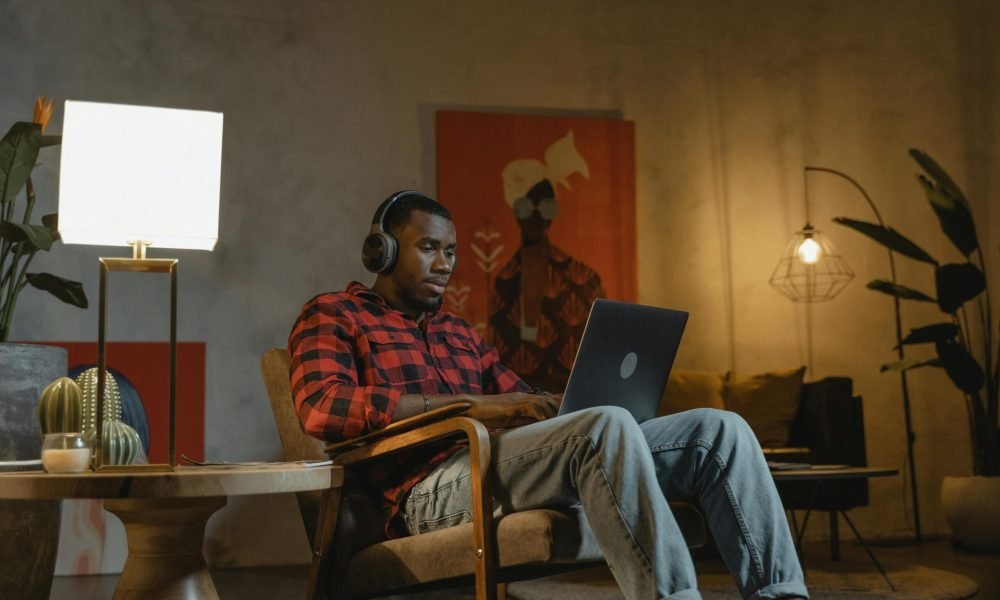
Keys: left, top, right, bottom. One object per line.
{"left": 416, "top": 510, "right": 472, "bottom": 534}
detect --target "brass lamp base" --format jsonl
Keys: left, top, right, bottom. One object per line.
{"left": 95, "top": 241, "right": 178, "bottom": 472}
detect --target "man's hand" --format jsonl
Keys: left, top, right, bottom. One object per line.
{"left": 464, "top": 392, "right": 561, "bottom": 429}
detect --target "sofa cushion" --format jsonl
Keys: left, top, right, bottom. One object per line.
{"left": 723, "top": 366, "right": 806, "bottom": 448}
{"left": 657, "top": 369, "right": 725, "bottom": 416}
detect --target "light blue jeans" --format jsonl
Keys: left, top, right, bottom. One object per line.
{"left": 402, "top": 407, "right": 807, "bottom": 600}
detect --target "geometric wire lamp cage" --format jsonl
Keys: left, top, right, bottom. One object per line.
{"left": 768, "top": 222, "right": 854, "bottom": 302}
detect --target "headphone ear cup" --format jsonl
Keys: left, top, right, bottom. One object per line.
{"left": 362, "top": 231, "right": 398, "bottom": 273}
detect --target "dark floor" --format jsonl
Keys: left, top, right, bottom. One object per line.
{"left": 50, "top": 537, "right": 1000, "bottom": 599}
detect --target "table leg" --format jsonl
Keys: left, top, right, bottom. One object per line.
{"left": 840, "top": 510, "right": 895, "bottom": 591}
{"left": 103, "top": 496, "right": 227, "bottom": 600}
{"left": 829, "top": 511, "right": 840, "bottom": 561}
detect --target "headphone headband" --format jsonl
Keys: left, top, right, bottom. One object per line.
{"left": 371, "top": 190, "right": 428, "bottom": 229}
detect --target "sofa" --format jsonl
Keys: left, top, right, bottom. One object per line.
{"left": 659, "top": 367, "right": 869, "bottom": 514}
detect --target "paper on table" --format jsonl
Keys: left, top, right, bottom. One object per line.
{"left": 180, "top": 455, "right": 332, "bottom": 468}
{"left": 0, "top": 459, "right": 43, "bottom": 466}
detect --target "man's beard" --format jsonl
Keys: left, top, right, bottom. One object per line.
{"left": 401, "top": 288, "right": 443, "bottom": 314}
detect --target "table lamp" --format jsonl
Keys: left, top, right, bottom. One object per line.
{"left": 58, "top": 100, "right": 223, "bottom": 470}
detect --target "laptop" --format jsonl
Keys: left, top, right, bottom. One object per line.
{"left": 557, "top": 299, "right": 689, "bottom": 423}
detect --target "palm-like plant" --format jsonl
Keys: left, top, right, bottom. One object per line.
{"left": 835, "top": 149, "right": 997, "bottom": 475}
{"left": 0, "top": 98, "right": 87, "bottom": 341}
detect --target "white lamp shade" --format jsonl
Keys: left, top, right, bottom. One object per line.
{"left": 58, "top": 100, "right": 223, "bottom": 251}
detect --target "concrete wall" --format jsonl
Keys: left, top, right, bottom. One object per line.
{"left": 2, "top": 0, "right": 997, "bottom": 567}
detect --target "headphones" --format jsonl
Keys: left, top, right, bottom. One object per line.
{"left": 361, "top": 190, "right": 430, "bottom": 273}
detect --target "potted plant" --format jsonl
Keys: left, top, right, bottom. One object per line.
{"left": 1, "top": 97, "right": 88, "bottom": 341}
{"left": 835, "top": 149, "right": 998, "bottom": 551}
{"left": 0, "top": 97, "right": 88, "bottom": 599}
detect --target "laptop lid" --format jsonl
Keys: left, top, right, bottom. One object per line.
{"left": 557, "top": 299, "right": 688, "bottom": 423}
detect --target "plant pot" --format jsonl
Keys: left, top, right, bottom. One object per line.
{"left": 0, "top": 342, "right": 66, "bottom": 599}
{"left": 942, "top": 475, "right": 1000, "bottom": 553}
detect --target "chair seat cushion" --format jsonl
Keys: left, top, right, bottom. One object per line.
{"left": 344, "top": 503, "right": 705, "bottom": 597}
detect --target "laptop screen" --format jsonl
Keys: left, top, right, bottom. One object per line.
{"left": 557, "top": 299, "right": 688, "bottom": 423}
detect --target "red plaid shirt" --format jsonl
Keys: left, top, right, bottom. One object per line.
{"left": 288, "top": 282, "right": 528, "bottom": 535}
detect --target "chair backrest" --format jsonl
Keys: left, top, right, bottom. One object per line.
{"left": 261, "top": 348, "right": 326, "bottom": 462}
{"left": 261, "top": 348, "right": 329, "bottom": 543}
{"left": 261, "top": 347, "right": 389, "bottom": 587}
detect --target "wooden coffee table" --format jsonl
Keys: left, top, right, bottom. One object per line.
{"left": 772, "top": 466, "right": 899, "bottom": 589}
{"left": 0, "top": 464, "right": 343, "bottom": 600}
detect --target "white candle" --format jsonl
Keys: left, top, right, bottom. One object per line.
{"left": 42, "top": 448, "right": 92, "bottom": 473}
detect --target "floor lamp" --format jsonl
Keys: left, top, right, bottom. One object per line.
{"left": 769, "top": 166, "right": 922, "bottom": 542}
{"left": 57, "top": 100, "right": 223, "bottom": 470}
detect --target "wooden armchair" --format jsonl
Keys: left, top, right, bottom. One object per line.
{"left": 261, "top": 348, "right": 705, "bottom": 600}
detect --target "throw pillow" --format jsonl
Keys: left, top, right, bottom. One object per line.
{"left": 723, "top": 366, "right": 806, "bottom": 448}
{"left": 657, "top": 369, "right": 725, "bottom": 416}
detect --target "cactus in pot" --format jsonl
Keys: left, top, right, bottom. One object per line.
{"left": 75, "top": 367, "right": 122, "bottom": 433}
{"left": 97, "top": 420, "right": 142, "bottom": 465}
{"left": 37, "top": 377, "right": 83, "bottom": 434}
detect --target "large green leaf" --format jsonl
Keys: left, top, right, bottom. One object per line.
{"left": 39, "top": 135, "right": 61, "bottom": 148}
{"left": 917, "top": 175, "right": 978, "bottom": 257}
{"left": 909, "top": 149, "right": 970, "bottom": 207}
{"left": 936, "top": 339, "right": 985, "bottom": 394}
{"left": 833, "top": 217, "right": 937, "bottom": 265}
{"left": 866, "top": 279, "right": 935, "bottom": 302}
{"left": 935, "top": 262, "right": 986, "bottom": 313}
{"left": 0, "top": 122, "right": 42, "bottom": 212}
{"left": 881, "top": 357, "right": 943, "bottom": 372}
{"left": 898, "top": 323, "right": 959, "bottom": 347}
{"left": 25, "top": 273, "right": 88, "bottom": 308}
{"left": 0, "top": 220, "right": 55, "bottom": 251}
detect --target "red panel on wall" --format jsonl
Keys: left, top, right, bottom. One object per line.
{"left": 41, "top": 342, "right": 205, "bottom": 464}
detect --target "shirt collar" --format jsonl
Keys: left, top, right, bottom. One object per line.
{"left": 347, "top": 281, "right": 445, "bottom": 322}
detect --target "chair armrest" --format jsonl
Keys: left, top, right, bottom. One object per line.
{"left": 332, "top": 413, "right": 489, "bottom": 468}
{"left": 324, "top": 401, "right": 473, "bottom": 456}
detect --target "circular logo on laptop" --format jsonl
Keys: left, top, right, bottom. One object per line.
{"left": 619, "top": 352, "right": 638, "bottom": 379}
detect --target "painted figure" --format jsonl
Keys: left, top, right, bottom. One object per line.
{"left": 490, "top": 131, "right": 604, "bottom": 392}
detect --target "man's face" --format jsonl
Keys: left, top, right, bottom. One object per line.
{"left": 386, "top": 211, "right": 457, "bottom": 317}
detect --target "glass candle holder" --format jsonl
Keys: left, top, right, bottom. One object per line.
{"left": 41, "top": 433, "right": 92, "bottom": 474}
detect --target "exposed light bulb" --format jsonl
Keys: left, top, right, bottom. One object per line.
{"left": 797, "top": 237, "right": 821, "bottom": 264}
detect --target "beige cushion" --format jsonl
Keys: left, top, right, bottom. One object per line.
{"left": 723, "top": 367, "right": 806, "bottom": 448}
{"left": 345, "top": 504, "right": 705, "bottom": 597}
{"left": 345, "top": 508, "right": 600, "bottom": 596}
{"left": 657, "top": 369, "right": 725, "bottom": 416}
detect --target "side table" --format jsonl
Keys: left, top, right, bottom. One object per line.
{"left": 0, "top": 464, "right": 343, "bottom": 600}
{"left": 772, "top": 466, "right": 898, "bottom": 589}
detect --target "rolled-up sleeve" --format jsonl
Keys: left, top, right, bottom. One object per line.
{"left": 288, "top": 297, "right": 401, "bottom": 442}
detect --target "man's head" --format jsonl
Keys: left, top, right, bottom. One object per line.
{"left": 367, "top": 191, "right": 456, "bottom": 319}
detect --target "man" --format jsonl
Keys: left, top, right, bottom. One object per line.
{"left": 288, "top": 191, "right": 807, "bottom": 600}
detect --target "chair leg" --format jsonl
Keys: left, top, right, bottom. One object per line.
{"left": 496, "top": 582, "right": 507, "bottom": 600}
{"left": 307, "top": 486, "right": 343, "bottom": 600}
{"left": 467, "top": 421, "right": 497, "bottom": 600}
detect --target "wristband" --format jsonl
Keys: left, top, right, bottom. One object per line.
{"left": 422, "top": 393, "right": 431, "bottom": 413}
